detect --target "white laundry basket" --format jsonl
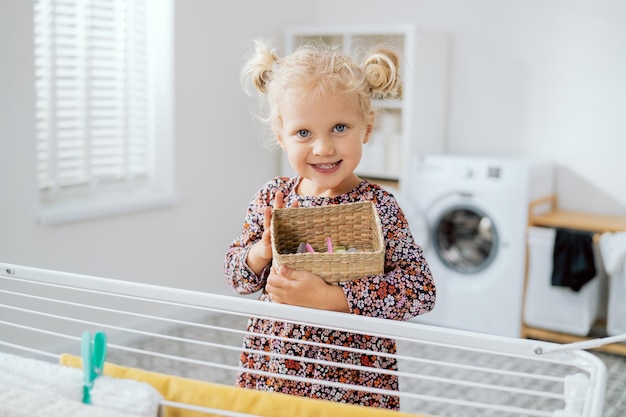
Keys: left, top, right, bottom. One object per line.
{"left": 607, "top": 271, "right": 626, "bottom": 336}
{"left": 600, "top": 231, "right": 626, "bottom": 336}
{"left": 524, "top": 226, "right": 604, "bottom": 336}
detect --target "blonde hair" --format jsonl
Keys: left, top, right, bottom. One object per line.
{"left": 241, "top": 39, "right": 403, "bottom": 145}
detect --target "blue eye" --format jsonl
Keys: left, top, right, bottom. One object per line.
{"left": 296, "top": 129, "right": 310, "bottom": 138}
{"left": 333, "top": 124, "right": 347, "bottom": 133}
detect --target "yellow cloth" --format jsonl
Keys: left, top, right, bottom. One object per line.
{"left": 60, "top": 354, "right": 426, "bottom": 417}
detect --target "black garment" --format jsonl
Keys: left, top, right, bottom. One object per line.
{"left": 551, "top": 228, "right": 597, "bottom": 292}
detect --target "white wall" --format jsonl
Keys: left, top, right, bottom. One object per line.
{"left": 1, "top": 0, "right": 625, "bottom": 295}
{"left": 318, "top": 0, "right": 626, "bottom": 215}
{"left": 0, "top": 0, "right": 315, "bottom": 293}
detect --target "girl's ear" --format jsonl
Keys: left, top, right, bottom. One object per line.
{"left": 363, "top": 111, "right": 375, "bottom": 144}
{"left": 276, "top": 135, "right": 286, "bottom": 151}
{"left": 272, "top": 119, "right": 286, "bottom": 151}
{"left": 274, "top": 128, "right": 286, "bottom": 151}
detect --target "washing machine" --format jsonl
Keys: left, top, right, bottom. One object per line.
{"left": 403, "top": 154, "right": 554, "bottom": 337}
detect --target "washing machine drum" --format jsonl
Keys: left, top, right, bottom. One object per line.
{"left": 431, "top": 205, "right": 499, "bottom": 274}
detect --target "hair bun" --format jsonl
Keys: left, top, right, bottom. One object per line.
{"left": 363, "top": 49, "right": 402, "bottom": 100}
{"left": 242, "top": 40, "right": 279, "bottom": 95}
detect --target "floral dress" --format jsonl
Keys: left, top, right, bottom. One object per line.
{"left": 224, "top": 176, "right": 436, "bottom": 410}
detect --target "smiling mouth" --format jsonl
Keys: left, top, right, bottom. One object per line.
{"left": 313, "top": 162, "right": 340, "bottom": 171}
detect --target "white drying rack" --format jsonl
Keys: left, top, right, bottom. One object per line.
{"left": 0, "top": 262, "right": 613, "bottom": 417}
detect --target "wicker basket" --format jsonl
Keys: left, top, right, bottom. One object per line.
{"left": 270, "top": 201, "right": 385, "bottom": 285}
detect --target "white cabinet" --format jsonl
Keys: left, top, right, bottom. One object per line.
{"left": 282, "top": 25, "right": 449, "bottom": 193}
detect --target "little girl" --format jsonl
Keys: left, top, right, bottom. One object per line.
{"left": 224, "top": 40, "right": 436, "bottom": 410}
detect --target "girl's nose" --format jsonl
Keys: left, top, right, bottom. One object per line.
{"left": 312, "top": 136, "right": 334, "bottom": 156}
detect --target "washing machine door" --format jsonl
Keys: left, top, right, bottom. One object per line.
{"left": 431, "top": 202, "right": 499, "bottom": 274}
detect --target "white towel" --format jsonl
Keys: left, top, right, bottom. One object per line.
{"left": 90, "top": 374, "right": 163, "bottom": 416}
{"left": 0, "top": 352, "right": 82, "bottom": 402}
{"left": 599, "top": 231, "right": 626, "bottom": 288}
{"left": 0, "top": 382, "right": 144, "bottom": 417}
{"left": 0, "top": 353, "right": 162, "bottom": 417}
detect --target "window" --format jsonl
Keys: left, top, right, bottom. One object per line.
{"left": 34, "top": 0, "right": 176, "bottom": 225}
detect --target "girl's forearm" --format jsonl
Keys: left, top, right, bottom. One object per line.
{"left": 323, "top": 284, "right": 350, "bottom": 313}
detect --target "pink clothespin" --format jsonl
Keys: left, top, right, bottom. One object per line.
{"left": 305, "top": 243, "right": 316, "bottom": 253}
{"left": 326, "top": 237, "right": 333, "bottom": 253}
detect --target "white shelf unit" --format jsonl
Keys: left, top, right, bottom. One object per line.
{"left": 282, "top": 25, "right": 449, "bottom": 193}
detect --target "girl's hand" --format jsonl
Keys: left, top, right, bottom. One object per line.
{"left": 246, "top": 191, "right": 298, "bottom": 276}
{"left": 266, "top": 265, "right": 350, "bottom": 312}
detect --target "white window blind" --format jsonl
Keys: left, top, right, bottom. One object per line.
{"left": 34, "top": 0, "right": 176, "bottom": 224}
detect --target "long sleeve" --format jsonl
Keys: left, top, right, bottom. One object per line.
{"left": 341, "top": 196, "right": 436, "bottom": 321}
{"left": 224, "top": 178, "right": 295, "bottom": 295}
{"left": 224, "top": 189, "right": 270, "bottom": 295}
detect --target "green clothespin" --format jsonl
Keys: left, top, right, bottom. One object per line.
{"left": 81, "top": 331, "right": 93, "bottom": 405}
{"left": 81, "top": 331, "right": 107, "bottom": 405}
{"left": 93, "top": 332, "right": 107, "bottom": 379}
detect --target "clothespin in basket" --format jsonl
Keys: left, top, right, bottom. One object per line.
{"left": 81, "top": 331, "right": 107, "bottom": 404}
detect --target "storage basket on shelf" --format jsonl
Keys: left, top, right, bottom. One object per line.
{"left": 270, "top": 201, "right": 385, "bottom": 285}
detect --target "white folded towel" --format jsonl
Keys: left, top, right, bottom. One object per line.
{"left": 0, "top": 352, "right": 162, "bottom": 417}
{"left": 599, "top": 231, "right": 626, "bottom": 287}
